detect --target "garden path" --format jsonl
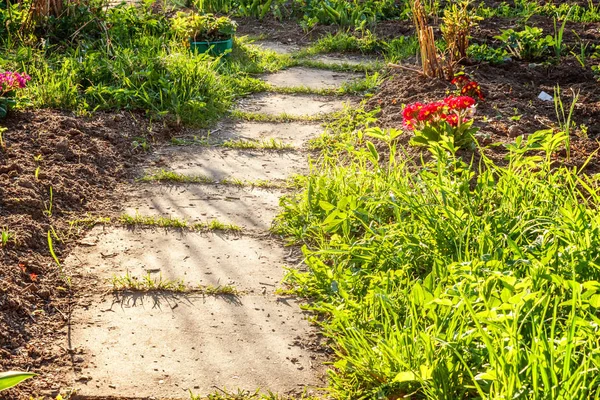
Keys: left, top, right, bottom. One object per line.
{"left": 63, "top": 52, "right": 366, "bottom": 399}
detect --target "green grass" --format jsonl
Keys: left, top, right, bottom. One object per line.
{"left": 111, "top": 271, "right": 238, "bottom": 295}
{"left": 193, "top": 388, "right": 321, "bottom": 400}
{"left": 230, "top": 110, "right": 337, "bottom": 123}
{"left": 276, "top": 122, "right": 600, "bottom": 399}
{"left": 138, "top": 169, "right": 290, "bottom": 188}
{"left": 68, "top": 215, "right": 112, "bottom": 228}
{"left": 138, "top": 169, "right": 216, "bottom": 184}
{"left": 193, "top": 220, "right": 243, "bottom": 232}
{"left": 119, "top": 212, "right": 243, "bottom": 232}
{"left": 119, "top": 213, "right": 189, "bottom": 229}
{"left": 220, "top": 138, "right": 295, "bottom": 150}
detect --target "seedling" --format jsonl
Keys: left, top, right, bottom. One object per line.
{"left": 0, "top": 228, "right": 14, "bottom": 247}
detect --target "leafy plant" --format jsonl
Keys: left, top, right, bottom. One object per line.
{"left": 276, "top": 126, "right": 600, "bottom": 399}
{"left": 441, "top": 0, "right": 481, "bottom": 63}
{"left": 554, "top": 84, "right": 580, "bottom": 160}
{"left": 495, "top": 26, "right": 554, "bottom": 61}
{"left": 403, "top": 95, "right": 479, "bottom": 148}
{"left": 467, "top": 43, "right": 509, "bottom": 64}
{"left": 171, "top": 13, "right": 237, "bottom": 42}
{"left": 0, "top": 71, "right": 30, "bottom": 118}
{"left": 553, "top": 7, "right": 573, "bottom": 60}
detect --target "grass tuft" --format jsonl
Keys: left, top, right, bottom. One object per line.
{"left": 111, "top": 272, "right": 238, "bottom": 295}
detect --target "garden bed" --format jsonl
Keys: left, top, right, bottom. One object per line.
{"left": 0, "top": 110, "right": 165, "bottom": 399}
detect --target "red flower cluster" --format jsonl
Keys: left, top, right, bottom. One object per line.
{"left": 403, "top": 96, "right": 477, "bottom": 130}
{"left": 451, "top": 74, "right": 484, "bottom": 101}
{"left": 0, "top": 71, "right": 31, "bottom": 95}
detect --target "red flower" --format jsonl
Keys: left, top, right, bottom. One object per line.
{"left": 444, "top": 96, "right": 476, "bottom": 110}
{"left": 29, "top": 273, "right": 37, "bottom": 282}
{"left": 402, "top": 102, "right": 424, "bottom": 130}
{"left": 417, "top": 101, "right": 444, "bottom": 121}
{"left": 460, "top": 81, "right": 485, "bottom": 101}
{"left": 444, "top": 114, "right": 459, "bottom": 127}
{"left": 451, "top": 75, "right": 470, "bottom": 86}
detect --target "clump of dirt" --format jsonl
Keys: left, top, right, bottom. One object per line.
{"left": 0, "top": 109, "right": 169, "bottom": 399}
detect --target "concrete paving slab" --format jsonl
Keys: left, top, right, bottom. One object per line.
{"left": 71, "top": 294, "right": 325, "bottom": 398}
{"left": 125, "top": 184, "right": 282, "bottom": 231}
{"left": 236, "top": 93, "right": 344, "bottom": 117}
{"left": 150, "top": 147, "right": 307, "bottom": 182}
{"left": 262, "top": 67, "right": 361, "bottom": 90}
{"left": 214, "top": 121, "right": 323, "bottom": 148}
{"left": 65, "top": 227, "right": 295, "bottom": 292}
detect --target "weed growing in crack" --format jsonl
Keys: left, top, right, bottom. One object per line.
{"left": 119, "top": 213, "right": 189, "bottom": 229}
{"left": 138, "top": 170, "right": 216, "bottom": 184}
{"left": 194, "top": 220, "right": 242, "bottom": 232}
{"left": 68, "top": 215, "right": 112, "bottom": 228}
{"left": 111, "top": 271, "right": 238, "bottom": 295}
{"left": 230, "top": 110, "right": 332, "bottom": 123}
{"left": 220, "top": 138, "right": 294, "bottom": 150}
{"left": 111, "top": 272, "right": 187, "bottom": 292}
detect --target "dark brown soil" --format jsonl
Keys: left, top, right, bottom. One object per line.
{"left": 0, "top": 109, "right": 169, "bottom": 400}
{"left": 368, "top": 55, "right": 600, "bottom": 172}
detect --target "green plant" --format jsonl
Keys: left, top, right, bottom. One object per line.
{"left": 553, "top": 7, "right": 573, "bottom": 60}
{"left": 467, "top": 43, "right": 509, "bottom": 64}
{"left": 276, "top": 127, "right": 600, "bottom": 399}
{"left": 440, "top": 0, "right": 481, "bottom": 64}
{"left": 0, "top": 371, "right": 36, "bottom": 392}
{"left": 119, "top": 213, "right": 189, "bottom": 229}
{"left": 495, "top": 26, "right": 554, "bottom": 61}
{"left": 138, "top": 169, "right": 215, "bottom": 184}
{"left": 554, "top": 84, "right": 580, "bottom": 160}
{"left": 0, "top": 127, "right": 6, "bottom": 149}
{"left": 220, "top": 138, "right": 294, "bottom": 150}
{"left": 171, "top": 13, "right": 237, "bottom": 42}
{"left": 0, "top": 228, "right": 14, "bottom": 247}
{"left": 402, "top": 96, "right": 479, "bottom": 148}
{"left": 44, "top": 186, "right": 53, "bottom": 217}
{"left": 0, "top": 71, "right": 30, "bottom": 118}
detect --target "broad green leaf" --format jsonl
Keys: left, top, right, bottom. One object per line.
{"left": 366, "top": 141, "right": 379, "bottom": 164}
{"left": 0, "top": 371, "right": 36, "bottom": 391}
{"left": 475, "top": 371, "right": 497, "bottom": 381}
{"left": 428, "top": 298, "right": 453, "bottom": 307}
{"left": 589, "top": 294, "right": 600, "bottom": 308}
{"left": 319, "top": 201, "right": 335, "bottom": 212}
{"left": 394, "top": 371, "right": 417, "bottom": 382}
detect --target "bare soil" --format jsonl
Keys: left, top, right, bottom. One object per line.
{"left": 0, "top": 109, "right": 167, "bottom": 399}
{"left": 368, "top": 57, "right": 600, "bottom": 172}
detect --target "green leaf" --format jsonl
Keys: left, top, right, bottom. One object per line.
{"left": 0, "top": 371, "right": 36, "bottom": 391}
{"left": 428, "top": 298, "right": 453, "bottom": 307}
{"left": 366, "top": 141, "right": 379, "bottom": 164}
{"left": 475, "top": 371, "right": 497, "bottom": 381}
{"left": 319, "top": 201, "right": 335, "bottom": 212}
{"left": 589, "top": 294, "right": 600, "bottom": 308}
{"left": 394, "top": 371, "right": 417, "bottom": 382}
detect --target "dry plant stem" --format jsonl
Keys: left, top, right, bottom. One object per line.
{"left": 412, "top": 0, "right": 445, "bottom": 79}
